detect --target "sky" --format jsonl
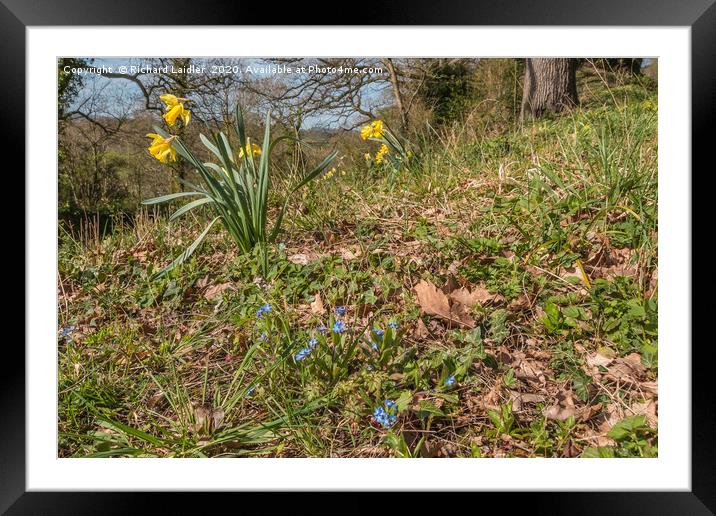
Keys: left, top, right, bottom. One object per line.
{"left": 67, "top": 57, "right": 388, "bottom": 129}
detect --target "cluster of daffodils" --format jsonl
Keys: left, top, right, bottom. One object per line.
{"left": 321, "top": 166, "right": 346, "bottom": 182}
{"left": 146, "top": 93, "right": 192, "bottom": 164}
{"left": 359, "top": 118, "right": 413, "bottom": 169}
{"left": 321, "top": 156, "right": 346, "bottom": 182}
{"left": 374, "top": 144, "right": 389, "bottom": 165}
{"left": 373, "top": 399, "right": 398, "bottom": 428}
{"left": 361, "top": 119, "right": 390, "bottom": 166}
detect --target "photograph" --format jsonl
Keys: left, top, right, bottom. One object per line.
{"left": 56, "top": 56, "right": 658, "bottom": 459}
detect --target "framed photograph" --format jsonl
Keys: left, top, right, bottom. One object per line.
{"left": 6, "top": 0, "right": 710, "bottom": 512}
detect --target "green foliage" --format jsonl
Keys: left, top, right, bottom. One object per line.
{"left": 58, "top": 71, "right": 658, "bottom": 459}
{"left": 582, "top": 415, "right": 656, "bottom": 458}
{"left": 144, "top": 105, "right": 337, "bottom": 279}
{"left": 422, "top": 60, "right": 475, "bottom": 125}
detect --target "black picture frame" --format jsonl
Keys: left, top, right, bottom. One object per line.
{"left": 4, "top": 0, "right": 709, "bottom": 512}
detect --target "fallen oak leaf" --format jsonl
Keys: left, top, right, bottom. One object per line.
{"left": 630, "top": 398, "right": 658, "bottom": 428}
{"left": 413, "top": 318, "right": 430, "bottom": 339}
{"left": 448, "top": 284, "right": 504, "bottom": 307}
{"left": 203, "top": 282, "right": 232, "bottom": 301}
{"left": 604, "top": 353, "right": 647, "bottom": 384}
{"left": 413, "top": 279, "right": 474, "bottom": 328}
{"left": 310, "top": 293, "right": 325, "bottom": 315}
{"left": 585, "top": 351, "right": 613, "bottom": 369}
{"left": 543, "top": 388, "right": 576, "bottom": 421}
{"left": 510, "top": 391, "right": 547, "bottom": 412}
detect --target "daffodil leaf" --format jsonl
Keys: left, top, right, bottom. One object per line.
{"left": 200, "top": 133, "right": 223, "bottom": 161}
{"left": 151, "top": 217, "right": 219, "bottom": 281}
{"left": 169, "top": 197, "right": 213, "bottom": 221}
{"left": 142, "top": 191, "right": 204, "bottom": 205}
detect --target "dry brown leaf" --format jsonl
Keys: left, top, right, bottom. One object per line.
{"left": 414, "top": 280, "right": 450, "bottom": 317}
{"left": 287, "top": 253, "right": 310, "bottom": 265}
{"left": 630, "top": 398, "right": 658, "bottom": 428}
{"left": 586, "top": 352, "right": 613, "bottom": 369}
{"left": 449, "top": 302, "right": 475, "bottom": 328}
{"left": 575, "top": 402, "right": 603, "bottom": 422}
{"left": 339, "top": 246, "right": 362, "bottom": 260}
{"left": 510, "top": 391, "right": 546, "bottom": 412}
{"left": 196, "top": 275, "right": 210, "bottom": 289}
{"left": 310, "top": 293, "right": 325, "bottom": 314}
{"left": 482, "top": 378, "right": 503, "bottom": 412}
{"left": 605, "top": 353, "right": 646, "bottom": 384}
{"left": 448, "top": 284, "right": 504, "bottom": 307}
{"left": 203, "top": 282, "right": 232, "bottom": 301}
{"left": 413, "top": 318, "right": 430, "bottom": 339}
{"left": 640, "top": 380, "right": 658, "bottom": 395}
{"left": 414, "top": 279, "right": 474, "bottom": 328}
{"left": 543, "top": 389, "right": 576, "bottom": 421}
{"left": 592, "top": 403, "right": 624, "bottom": 446}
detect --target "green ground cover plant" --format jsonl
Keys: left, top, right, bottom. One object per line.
{"left": 58, "top": 67, "right": 657, "bottom": 458}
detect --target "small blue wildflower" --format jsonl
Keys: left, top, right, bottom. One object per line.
{"left": 294, "top": 347, "right": 312, "bottom": 361}
{"left": 59, "top": 325, "right": 75, "bottom": 338}
{"left": 259, "top": 332, "right": 269, "bottom": 342}
{"left": 316, "top": 325, "right": 327, "bottom": 335}
{"left": 246, "top": 386, "right": 255, "bottom": 396}
{"left": 372, "top": 400, "right": 398, "bottom": 428}
{"left": 371, "top": 342, "right": 379, "bottom": 352}
{"left": 256, "top": 303, "right": 272, "bottom": 318}
{"left": 367, "top": 365, "right": 374, "bottom": 371}
{"left": 388, "top": 321, "right": 399, "bottom": 330}
{"left": 308, "top": 337, "right": 319, "bottom": 350}
{"left": 372, "top": 328, "right": 384, "bottom": 339}
{"left": 444, "top": 375, "right": 456, "bottom": 387}
{"left": 335, "top": 306, "right": 346, "bottom": 316}
{"left": 332, "top": 320, "right": 347, "bottom": 334}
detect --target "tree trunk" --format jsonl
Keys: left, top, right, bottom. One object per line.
{"left": 384, "top": 58, "right": 408, "bottom": 132}
{"left": 521, "top": 58, "right": 579, "bottom": 120}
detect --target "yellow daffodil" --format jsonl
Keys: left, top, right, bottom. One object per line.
{"left": 360, "top": 119, "right": 384, "bottom": 140}
{"left": 237, "top": 142, "right": 262, "bottom": 159}
{"left": 322, "top": 167, "right": 336, "bottom": 181}
{"left": 375, "top": 144, "right": 389, "bottom": 164}
{"left": 160, "top": 93, "right": 191, "bottom": 128}
{"left": 641, "top": 99, "right": 657, "bottom": 111}
{"left": 146, "top": 133, "right": 177, "bottom": 163}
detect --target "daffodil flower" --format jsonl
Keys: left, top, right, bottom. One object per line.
{"left": 375, "top": 144, "right": 389, "bottom": 164}
{"left": 146, "top": 133, "right": 177, "bottom": 163}
{"left": 237, "top": 142, "right": 262, "bottom": 158}
{"left": 360, "top": 119, "right": 384, "bottom": 140}
{"left": 160, "top": 93, "right": 191, "bottom": 128}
